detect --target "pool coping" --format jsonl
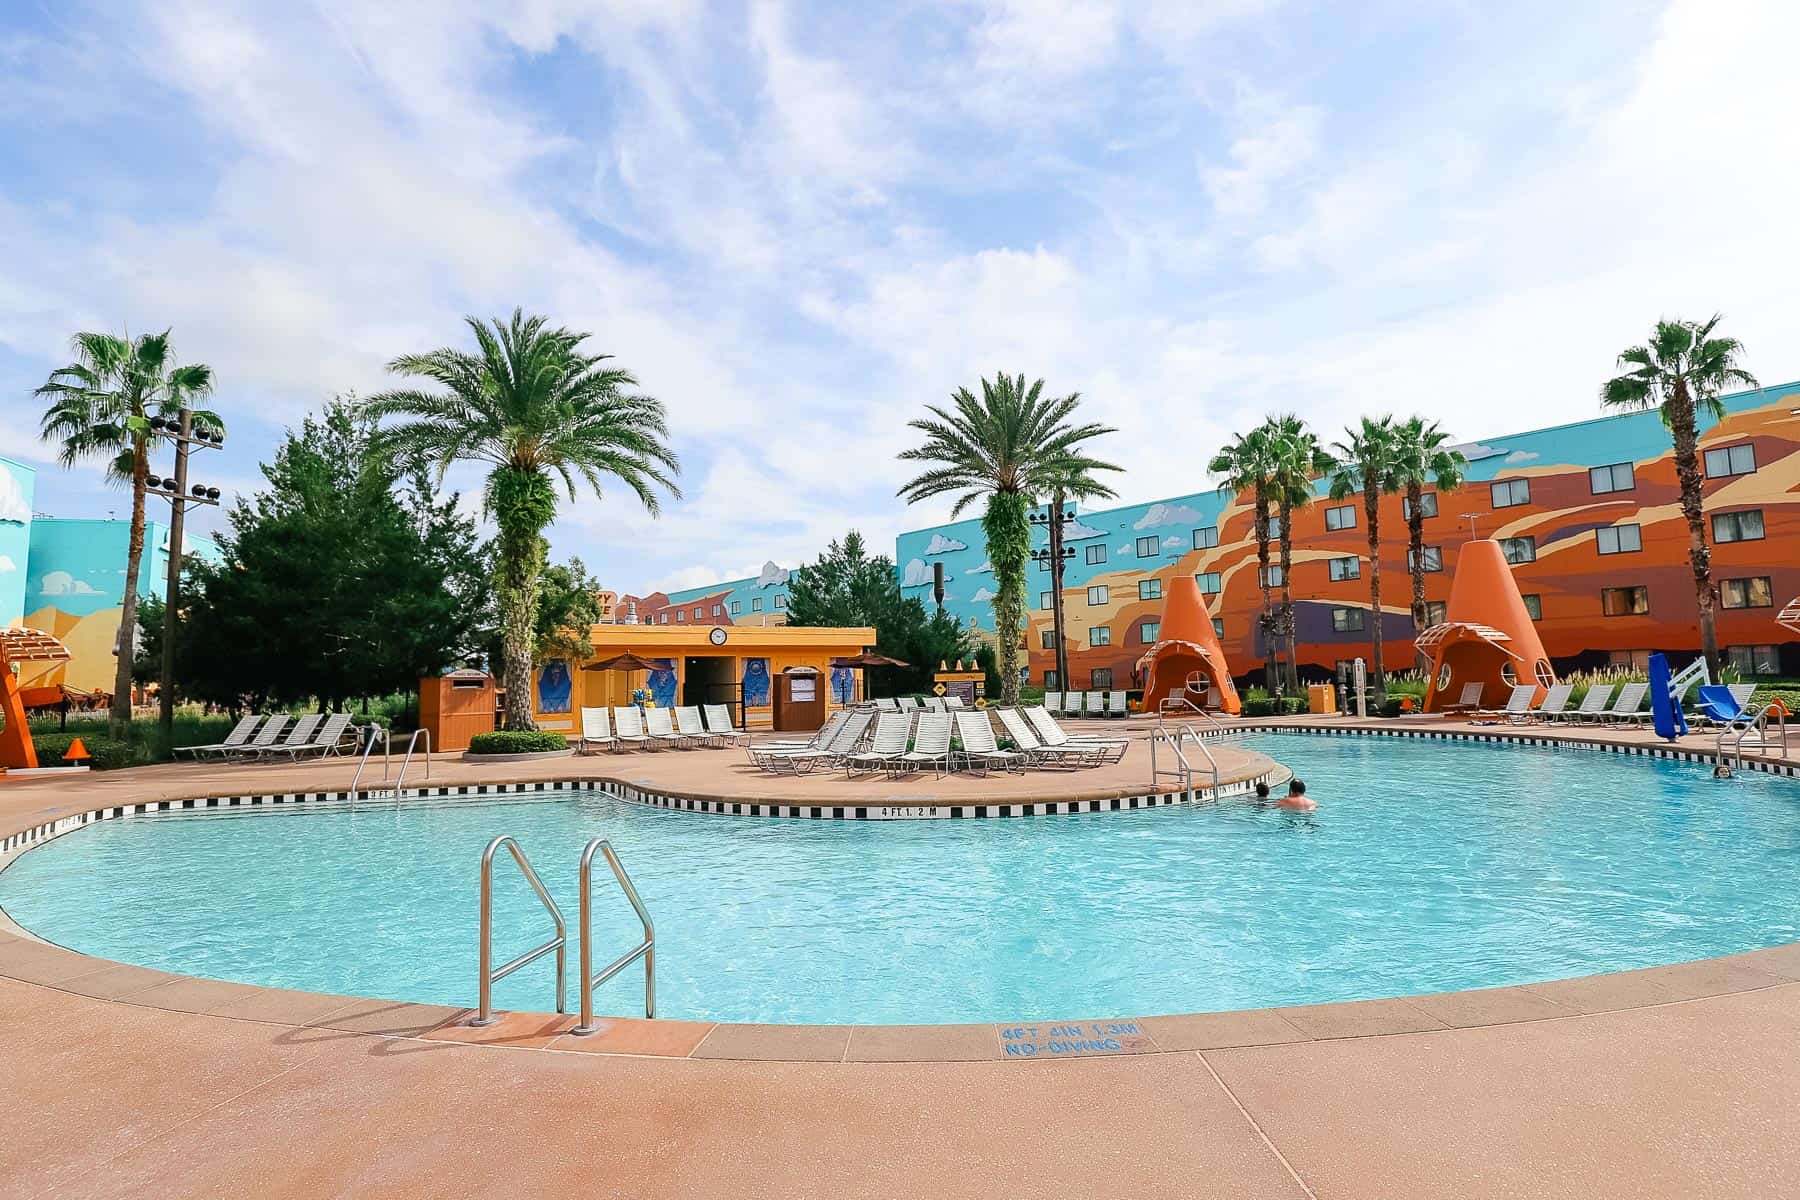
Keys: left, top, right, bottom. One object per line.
{"left": 2, "top": 719, "right": 1797, "bottom": 1064}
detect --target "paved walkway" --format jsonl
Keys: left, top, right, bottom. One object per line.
{"left": 2, "top": 715, "right": 1797, "bottom": 1197}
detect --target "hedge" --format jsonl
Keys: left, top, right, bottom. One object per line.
{"left": 31, "top": 732, "right": 137, "bottom": 771}
{"left": 467, "top": 730, "right": 569, "bottom": 755}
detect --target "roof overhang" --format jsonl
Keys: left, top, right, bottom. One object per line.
{"left": 1779, "top": 597, "right": 1800, "bottom": 636}
{"left": 1135, "top": 639, "right": 1216, "bottom": 673}
{"left": 1413, "top": 621, "right": 1522, "bottom": 661}
{"left": 0, "top": 627, "right": 72, "bottom": 665}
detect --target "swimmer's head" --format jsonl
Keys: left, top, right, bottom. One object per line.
{"left": 1254, "top": 782, "right": 1270, "bottom": 799}
{"left": 1288, "top": 777, "right": 1306, "bottom": 796}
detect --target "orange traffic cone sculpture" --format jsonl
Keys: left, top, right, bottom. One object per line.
{"left": 1418, "top": 539, "right": 1555, "bottom": 713}
{"left": 1137, "top": 575, "right": 1242, "bottom": 715}
{"left": 62, "top": 737, "right": 91, "bottom": 766}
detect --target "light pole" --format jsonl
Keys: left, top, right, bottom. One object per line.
{"left": 1029, "top": 500, "right": 1076, "bottom": 691}
{"left": 147, "top": 410, "right": 224, "bottom": 738}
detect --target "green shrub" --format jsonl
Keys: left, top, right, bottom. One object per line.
{"left": 467, "top": 730, "right": 568, "bottom": 755}
{"left": 31, "top": 732, "right": 137, "bottom": 771}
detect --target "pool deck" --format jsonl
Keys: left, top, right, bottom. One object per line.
{"left": 2, "top": 714, "right": 1798, "bottom": 1197}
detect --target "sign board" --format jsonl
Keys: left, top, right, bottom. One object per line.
{"left": 932, "top": 682, "right": 947, "bottom": 696}
{"left": 941, "top": 679, "right": 977, "bottom": 705}
{"left": 790, "top": 677, "right": 816, "bottom": 702}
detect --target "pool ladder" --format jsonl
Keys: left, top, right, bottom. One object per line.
{"left": 1716, "top": 703, "right": 1788, "bottom": 775}
{"left": 348, "top": 728, "right": 431, "bottom": 799}
{"left": 470, "top": 836, "right": 655, "bottom": 1031}
{"left": 1149, "top": 723, "right": 1221, "bottom": 803}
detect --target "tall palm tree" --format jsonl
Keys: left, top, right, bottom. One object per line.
{"left": 1208, "top": 427, "right": 1278, "bottom": 692}
{"left": 898, "top": 374, "right": 1117, "bottom": 706}
{"left": 37, "top": 331, "right": 218, "bottom": 736}
{"left": 1042, "top": 463, "right": 1118, "bottom": 695}
{"left": 1601, "top": 315, "right": 1757, "bottom": 676}
{"left": 1265, "top": 415, "right": 1333, "bottom": 696}
{"left": 1390, "top": 416, "right": 1467, "bottom": 634}
{"left": 1328, "top": 416, "right": 1399, "bottom": 707}
{"left": 366, "top": 309, "right": 681, "bottom": 731}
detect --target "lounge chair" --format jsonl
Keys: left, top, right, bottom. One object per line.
{"left": 674, "top": 706, "right": 720, "bottom": 747}
{"left": 1440, "top": 682, "right": 1483, "bottom": 714}
{"left": 702, "top": 704, "right": 750, "bottom": 747}
{"left": 874, "top": 696, "right": 900, "bottom": 712}
{"left": 753, "top": 710, "right": 848, "bottom": 754}
{"left": 643, "top": 706, "right": 691, "bottom": 749}
{"left": 611, "top": 706, "right": 652, "bottom": 750}
{"left": 843, "top": 711, "right": 912, "bottom": 778}
{"left": 1598, "top": 682, "right": 1651, "bottom": 725}
{"left": 1476, "top": 684, "right": 1536, "bottom": 721}
{"left": 1043, "top": 691, "right": 1063, "bottom": 715}
{"left": 923, "top": 696, "right": 946, "bottom": 713}
{"left": 577, "top": 707, "right": 616, "bottom": 753}
{"left": 267, "top": 712, "right": 354, "bottom": 761}
{"left": 897, "top": 696, "right": 922, "bottom": 712}
{"left": 1025, "top": 706, "right": 1129, "bottom": 764}
{"left": 1694, "top": 684, "right": 1758, "bottom": 729}
{"left": 754, "top": 710, "right": 873, "bottom": 775}
{"left": 954, "top": 710, "right": 1024, "bottom": 776}
{"left": 944, "top": 694, "right": 966, "bottom": 709}
{"left": 174, "top": 714, "right": 264, "bottom": 760}
{"left": 1552, "top": 684, "right": 1614, "bottom": 725}
{"left": 232, "top": 714, "right": 320, "bottom": 761}
{"left": 1084, "top": 691, "right": 1107, "bottom": 718}
{"left": 894, "top": 712, "right": 954, "bottom": 777}
{"left": 993, "top": 707, "right": 1095, "bottom": 769}
{"left": 221, "top": 714, "right": 291, "bottom": 760}
{"left": 1521, "top": 682, "right": 1573, "bottom": 723}
{"left": 1059, "top": 693, "right": 1085, "bottom": 717}
{"left": 1106, "top": 690, "right": 1129, "bottom": 718}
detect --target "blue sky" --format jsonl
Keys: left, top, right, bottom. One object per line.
{"left": 2, "top": 0, "right": 1796, "bottom": 594}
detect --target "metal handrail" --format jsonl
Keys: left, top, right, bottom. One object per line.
{"left": 394, "top": 728, "right": 432, "bottom": 793}
{"left": 471, "top": 836, "right": 567, "bottom": 1027}
{"left": 1150, "top": 723, "right": 1222, "bottom": 802}
{"left": 572, "top": 838, "right": 656, "bottom": 1034}
{"left": 349, "top": 724, "right": 388, "bottom": 797}
{"left": 1718, "top": 703, "right": 1789, "bottom": 772}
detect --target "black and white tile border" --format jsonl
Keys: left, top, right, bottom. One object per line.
{"left": 1259, "top": 722, "right": 1800, "bottom": 779}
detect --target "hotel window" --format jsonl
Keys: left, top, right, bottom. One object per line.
{"left": 693, "top": 607, "right": 704, "bottom": 620}
{"left": 1521, "top": 593, "right": 1542, "bottom": 621}
{"left": 660, "top": 613, "right": 669, "bottom": 623}
{"left": 1266, "top": 515, "right": 1283, "bottom": 539}
{"left": 1141, "top": 621, "right": 1160, "bottom": 644}
{"left": 1192, "top": 526, "right": 1219, "bottom": 549}
{"left": 1601, "top": 586, "right": 1650, "bottom": 616}
{"left": 1408, "top": 546, "right": 1444, "bottom": 573}
{"left": 1195, "top": 572, "right": 1222, "bottom": 594}
{"left": 1040, "top": 591, "right": 1053, "bottom": 610}
{"left": 1091, "top": 668, "right": 1114, "bottom": 689}
{"left": 1040, "top": 629, "right": 1056, "bottom": 649}
{"left": 1500, "top": 536, "right": 1536, "bottom": 565}
{"left": 1608, "top": 649, "right": 1652, "bottom": 671}
{"left": 1037, "top": 555, "right": 1050, "bottom": 572}
{"left": 1704, "top": 444, "right": 1757, "bottom": 478}
{"left": 1090, "top": 626, "right": 1111, "bottom": 647}
{"left": 1423, "top": 600, "right": 1448, "bottom": 625}
{"left": 774, "top": 594, "right": 786, "bottom": 609}
{"left": 1589, "top": 462, "right": 1635, "bottom": 494}
{"left": 1727, "top": 645, "right": 1782, "bottom": 676}
{"left": 1712, "top": 510, "right": 1764, "bottom": 543}
{"left": 1085, "top": 543, "right": 1107, "bottom": 565}
{"left": 1043, "top": 670, "right": 1060, "bottom": 691}
{"left": 1212, "top": 618, "right": 1224, "bottom": 638}
{"left": 751, "top": 598, "right": 762, "bottom": 612}
{"left": 1331, "top": 607, "right": 1365, "bottom": 633}
{"left": 1595, "top": 525, "right": 1641, "bottom": 555}
{"left": 1328, "top": 556, "right": 1360, "bottom": 582}
{"left": 1324, "top": 504, "right": 1356, "bottom": 531}
{"left": 1135, "top": 535, "right": 1159, "bottom": 558}
{"left": 1138, "top": 578, "right": 1162, "bottom": 600}
{"left": 711, "top": 604, "right": 722, "bottom": 617}
{"left": 1721, "top": 576, "right": 1774, "bottom": 609}
{"left": 1491, "top": 478, "right": 1530, "bottom": 508}
{"left": 1087, "top": 585, "right": 1109, "bottom": 605}
{"left": 730, "top": 601, "right": 742, "bottom": 615}
{"left": 674, "top": 610, "right": 684, "bottom": 622}
{"left": 1259, "top": 564, "right": 1284, "bottom": 588}
{"left": 1402, "top": 492, "right": 1438, "bottom": 520}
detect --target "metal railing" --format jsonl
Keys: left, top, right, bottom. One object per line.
{"left": 1149, "top": 723, "right": 1221, "bottom": 803}
{"left": 348, "top": 724, "right": 387, "bottom": 797}
{"left": 394, "top": 728, "right": 432, "bottom": 793}
{"left": 1717, "top": 703, "right": 1789, "bottom": 774}
{"left": 349, "top": 726, "right": 431, "bottom": 799}
{"left": 572, "top": 838, "right": 656, "bottom": 1034}
{"left": 471, "top": 836, "right": 567, "bottom": 1026}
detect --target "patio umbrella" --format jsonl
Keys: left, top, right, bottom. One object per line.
{"left": 829, "top": 651, "right": 910, "bottom": 702}
{"left": 583, "top": 651, "right": 665, "bottom": 704}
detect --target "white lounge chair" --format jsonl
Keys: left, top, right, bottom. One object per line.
{"left": 675, "top": 706, "right": 718, "bottom": 747}
{"left": 1440, "top": 682, "right": 1483, "bottom": 714}
{"left": 1026, "top": 706, "right": 1129, "bottom": 764}
{"left": 1043, "top": 691, "right": 1063, "bottom": 715}
{"left": 954, "top": 710, "right": 1024, "bottom": 776}
{"left": 874, "top": 696, "right": 900, "bottom": 713}
{"left": 898, "top": 696, "right": 922, "bottom": 712}
{"left": 1476, "top": 685, "right": 1536, "bottom": 721}
{"left": 223, "top": 714, "right": 291, "bottom": 760}
{"left": 1084, "top": 691, "right": 1107, "bottom": 718}
{"left": 1106, "top": 690, "right": 1129, "bottom": 718}
{"left": 923, "top": 696, "right": 946, "bottom": 713}
{"left": 577, "top": 707, "right": 616, "bottom": 753}
{"left": 753, "top": 710, "right": 848, "bottom": 754}
{"left": 643, "top": 706, "right": 691, "bottom": 748}
{"left": 1060, "top": 693, "right": 1086, "bottom": 718}
{"left": 895, "top": 712, "right": 954, "bottom": 776}
{"left": 1553, "top": 684, "right": 1614, "bottom": 725}
{"left": 267, "top": 712, "right": 354, "bottom": 760}
{"left": 174, "top": 714, "right": 264, "bottom": 759}
{"left": 702, "top": 704, "right": 750, "bottom": 747}
{"left": 755, "top": 710, "right": 873, "bottom": 775}
{"left": 1598, "top": 682, "right": 1651, "bottom": 725}
{"left": 944, "top": 694, "right": 966, "bottom": 709}
{"left": 994, "top": 707, "right": 1092, "bottom": 769}
{"left": 611, "top": 706, "right": 652, "bottom": 750}
{"left": 843, "top": 711, "right": 913, "bottom": 778}
{"left": 1521, "top": 683, "right": 1573, "bottom": 723}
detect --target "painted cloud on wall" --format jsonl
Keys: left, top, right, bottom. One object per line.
{"left": 1163, "top": 535, "right": 1186, "bottom": 549}
{"left": 39, "top": 570, "right": 103, "bottom": 596}
{"left": 924, "top": 533, "right": 967, "bottom": 554}
{"left": 1062, "top": 518, "right": 1108, "bottom": 540}
{"left": 1133, "top": 502, "right": 1204, "bottom": 530}
{"left": 756, "top": 561, "right": 790, "bottom": 588}
{"left": 968, "top": 560, "right": 993, "bottom": 574}
{"left": 1504, "top": 449, "right": 1540, "bottom": 464}
{"left": 970, "top": 586, "right": 996, "bottom": 603}
{"left": 0, "top": 555, "right": 15, "bottom": 574}
{"left": 901, "top": 557, "right": 942, "bottom": 587}
{"left": 0, "top": 470, "right": 28, "bottom": 525}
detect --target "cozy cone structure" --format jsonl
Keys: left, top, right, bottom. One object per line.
{"left": 1137, "top": 575, "right": 1242, "bottom": 715}
{"left": 1418, "top": 538, "right": 1555, "bottom": 713}
{"left": 1, "top": 628, "right": 73, "bottom": 770}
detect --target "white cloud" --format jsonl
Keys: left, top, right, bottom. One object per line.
{"left": 900, "top": 557, "right": 940, "bottom": 587}
{"left": 1163, "top": 535, "right": 1185, "bottom": 548}
{"left": 38, "top": 570, "right": 103, "bottom": 596}
{"left": 0, "top": 470, "right": 29, "bottom": 525}
{"left": 968, "top": 559, "right": 993, "bottom": 574}
{"left": 1134, "top": 502, "right": 1206, "bottom": 529}
{"left": 1201, "top": 94, "right": 1322, "bottom": 220}
{"left": 1062, "top": 517, "right": 1108, "bottom": 540}
{"left": 0, "top": 555, "right": 16, "bottom": 573}
{"left": 755, "top": 560, "right": 791, "bottom": 588}
{"left": 924, "top": 533, "right": 968, "bottom": 554}
{"left": 1503, "top": 450, "right": 1540, "bottom": 464}
{"left": 970, "top": 586, "right": 996, "bottom": 603}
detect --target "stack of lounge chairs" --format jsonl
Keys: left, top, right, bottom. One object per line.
{"left": 172, "top": 712, "right": 358, "bottom": 763}
{"left": 576, "top": 704, "right": 754, "bottom": 753}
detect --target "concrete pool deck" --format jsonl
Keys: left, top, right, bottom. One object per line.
{"left": 2, "top": 714, "right": 1798, "bottom": 1196}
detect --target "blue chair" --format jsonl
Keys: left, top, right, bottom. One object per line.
{"left": 1695, "top": 684, "right": 1755, "bottom": 728}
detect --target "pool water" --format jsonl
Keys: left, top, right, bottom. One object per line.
{"left": 3, "top": 733, "right": 1798, "bottom": 1024}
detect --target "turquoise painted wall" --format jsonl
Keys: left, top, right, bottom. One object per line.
{"left": 24, "top": 517, "right": 220, "bottom": 617}
{"left": 0, "top": 456, "right": 34, "bottom": 627}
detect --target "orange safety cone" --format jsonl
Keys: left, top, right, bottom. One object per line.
{"left": 62, "top": 737, "right": 91, "bottom": 766}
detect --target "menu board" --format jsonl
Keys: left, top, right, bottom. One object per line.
{"left": 789, "top": 676, "right": 817, "bottom": 702}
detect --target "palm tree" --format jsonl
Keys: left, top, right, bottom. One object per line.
{"left": 1208, "top": 427, "right": 1278, "bottom": 692}
{"left": 1041, "top": 463, "right": 1118, "bottom": 695}
{"left": 898, "top": 374, "right": 1117, "bottom": 706}
{"left": 1328, "top": 416, "right": 1399, "bottom": 707}
{"left": 1601, "top": 315, "right": 1757, "bottom": 676}
{"left": 1265, "top": 415, "right": 1333, "bottom": 696}
{"left": 1390, "top": 416, "right": 1467, "bottom": 633}
{"left": 366, "top": 310, "right": 681, "bottom": 731}
{"left": 37, "top": 331, "right": 218, "bottom": 737}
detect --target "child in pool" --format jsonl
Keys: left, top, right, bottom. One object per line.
{"left": 1276, "top": 778, "right": 1316, "bottom": 811}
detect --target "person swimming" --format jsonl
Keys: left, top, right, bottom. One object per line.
{"left": 1275, "top": 777, "right": 1316, "bottom": 811}
{"left": 1254, "top": 782, "right": 1271, "bottom": 800}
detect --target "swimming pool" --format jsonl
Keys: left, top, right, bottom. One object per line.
{"left": 3, "top": 733, "right": 1797, "bottom": 1024}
